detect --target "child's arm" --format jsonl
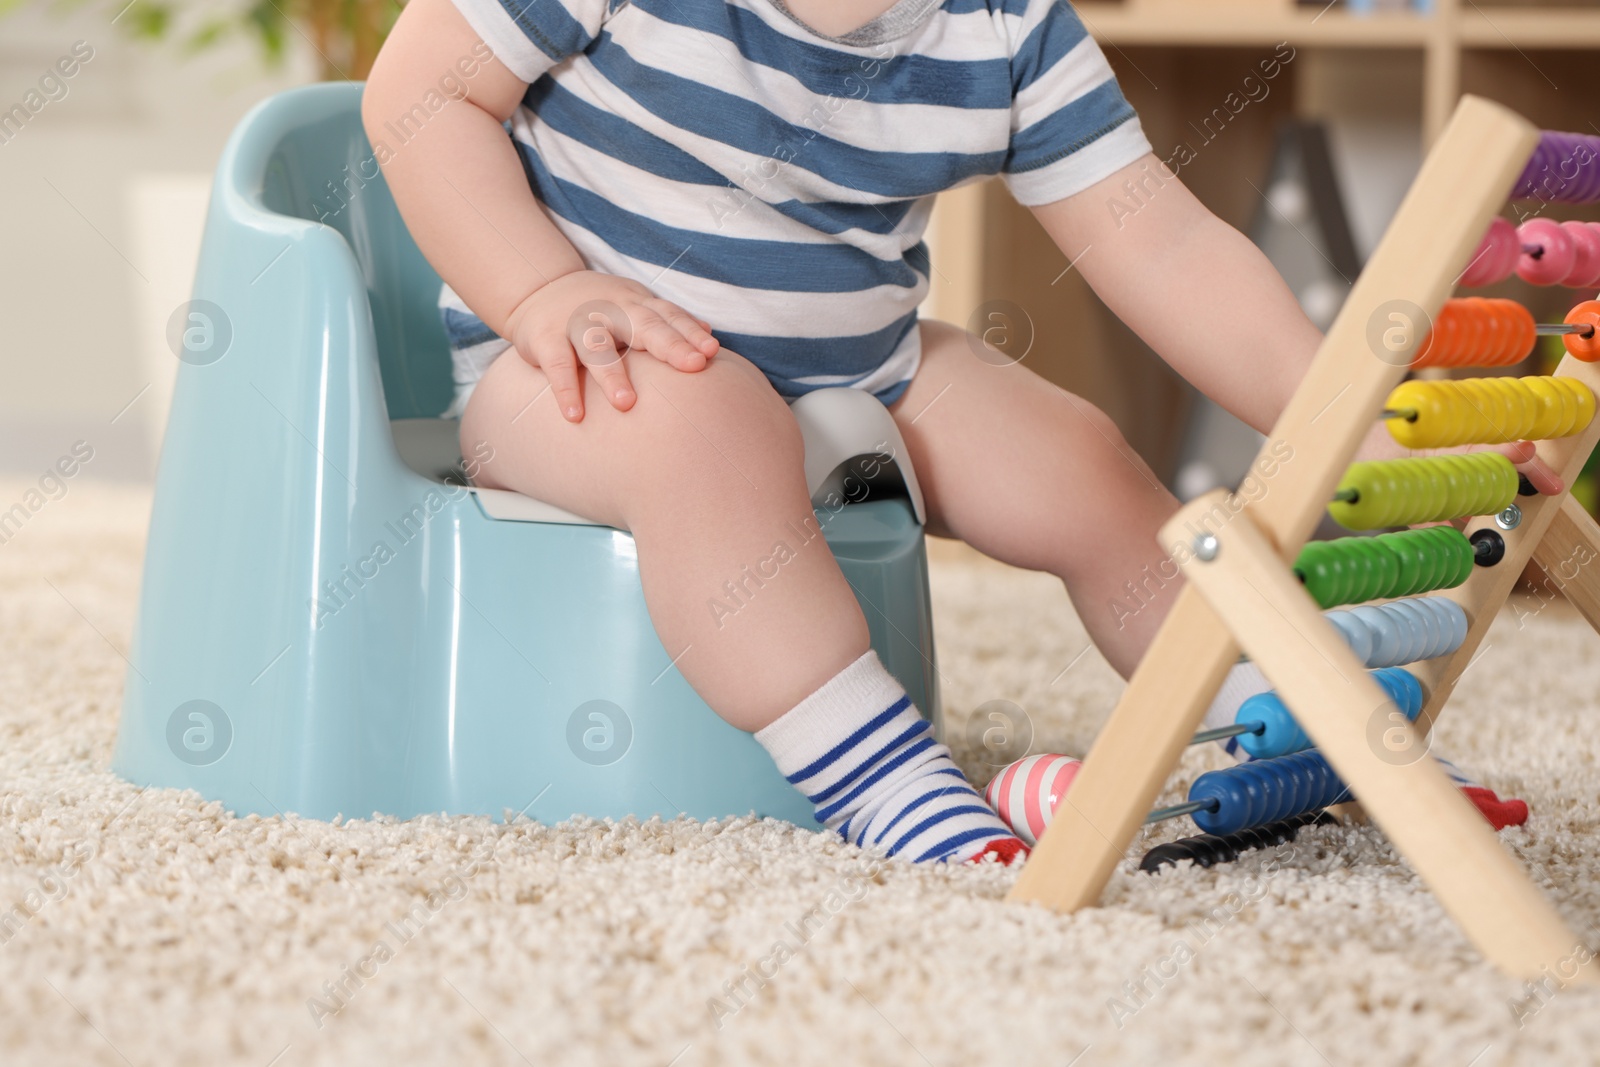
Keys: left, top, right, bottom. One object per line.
{"left": 1030, "top": 154, "right": 1562, "bottom": 491}
{"left": 1029, "top": 155, "right": 1320, "bottom": 436}
{"left": 363, "top": 0, "right": 718, "bottom": 421}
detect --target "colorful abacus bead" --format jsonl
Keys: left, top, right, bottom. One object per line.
{"left": 1460, "top": 217, "right": 1520, "bottom": 288}
{"left": 1564, "top": 300, "right": 1600, "bottom": 362}
{"left": 1385, "top": 376, "right": 1596, "bottom": 449}
{"left": 1562, "top": 222, "right": 1600, "bottom": 288}
{"left": 1234, "top": 667, "right": 1422, "bottom": 759}
{"left": 1294, "top": 526, "right": 1474, "bottom": 609}
{"left": 1412, "top": 299, "right": 1535, "bottom": 369}
{"left": 1188, "top": 750, "right": 1353, "bottom": 836}
{"left": 1324, "top": 596, "right": 1469, "bottom": 669}
{"left": 1515, "top": 130, "right": 1600, "bottom": 204}
{"left": 984, "top": 753, "right": 1080, "bottom": 847}
{"left": 1329, "top": 452, "right": 1517, "bottom": 529}
{"left": 1518, "top": 218, "right": 1578, "bottom": 286}
{"left": 1462, "top": 219, "right": 1600, "bottom": 288}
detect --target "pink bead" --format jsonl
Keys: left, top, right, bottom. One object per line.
{"left": 984, "top": 754, "right": 1081, "bottom": 847}
{"left": 1561, "top": 221, "right": 1600, "bottom": 289}
{"left": 1461, "top": 217, "right": 1519, "bottom": 287}
{"left": 1519, "top": 217, "right": 1578, "bottom": 285}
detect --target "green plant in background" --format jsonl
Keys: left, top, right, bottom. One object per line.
{"left": 0, "top": 0, "right": 402, "bottom": 79}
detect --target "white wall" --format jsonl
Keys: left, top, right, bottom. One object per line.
{"left": 0, "top": 8, "right": 314, "bottom": 480}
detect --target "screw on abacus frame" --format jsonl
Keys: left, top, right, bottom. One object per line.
{"left": 1107, "top": 439, "right": 1295, "bottom": 632}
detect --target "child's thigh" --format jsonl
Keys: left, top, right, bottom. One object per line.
{"left": 888, "top": 319, "right": 1177, "bottom": 574}
{"left": 460, "top": 346, "right": 806, "bottom": 532}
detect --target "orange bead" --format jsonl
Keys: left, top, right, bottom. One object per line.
{"left": 1414, "top": 298, "right": 1534, "bottom": 368}
{"left": 1508, "top": 302, "right": 1537, "bottom": 363}
{"left": 1480, "top": 301, "right": 1504, "bottom": 365}
{"left": 1565, "top": 300, "right": 1600, "bottom": 363}
{"left": 1453, "top": 301, "right": 1480, "bottom": 366}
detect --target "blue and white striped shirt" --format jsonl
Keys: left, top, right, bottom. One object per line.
{"left": 442, "top": 0, "right": 1151, "bottom": 411}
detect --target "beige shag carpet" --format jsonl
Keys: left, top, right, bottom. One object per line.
{"left": 4, "top": 478, "right": 1600, "bottom": 1067}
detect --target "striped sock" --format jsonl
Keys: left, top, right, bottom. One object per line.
{"left": 754, "top": 650, "right": 1025, "bottom": 865}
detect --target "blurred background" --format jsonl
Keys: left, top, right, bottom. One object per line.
{"left": 2, "top": 0, "right": 1599, "bottom": 498}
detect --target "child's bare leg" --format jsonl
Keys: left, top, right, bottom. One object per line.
{"left": 462, "top": 346, "right": 869, "bottom": 732}
{"left": 888, "top": 319, "right": 1279, "bottom": 762}
{"left": 888, "top": 319, "right": 1184, "bottom": 680}
{"left": 463, "top": 343, "right": 1024, "bottom": 862}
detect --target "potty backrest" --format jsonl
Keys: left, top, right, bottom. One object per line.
{"left": 257, "top": 97, "right": 455, "bottom": 420}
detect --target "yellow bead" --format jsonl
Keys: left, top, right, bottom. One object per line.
{"left": 1385, "top": 376, "right": 1596, "bottom": 449}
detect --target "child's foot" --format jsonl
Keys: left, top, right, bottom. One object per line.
{"left": 756, "top": 651, "right": 1026, "bottom": 865}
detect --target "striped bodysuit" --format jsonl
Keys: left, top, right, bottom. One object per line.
{"left": 440, "top": 0, "right": 1152, "bottom": 416}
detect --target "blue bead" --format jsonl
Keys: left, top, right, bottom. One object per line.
{"left": 1236, "top": 692, "right": 1307, "bottom": 759}
{"left": 1190, "top": 751, "right": 1354, "bottom": 835}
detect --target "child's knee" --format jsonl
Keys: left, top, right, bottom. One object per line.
{"left": 642, "top": 349, "right": 803, "bottom": 464}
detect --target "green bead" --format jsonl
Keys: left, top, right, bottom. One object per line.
{"left": 1295, "top": 526, "right": 1474, "bottom": 608}
{"left": 1327, "top": 452, "right": 1519, "bottom": 530}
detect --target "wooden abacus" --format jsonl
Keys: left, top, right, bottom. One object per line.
{"left": 1009, "top": 95, "right": 1600, "bottom": 981}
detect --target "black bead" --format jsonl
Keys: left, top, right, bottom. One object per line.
{"left": 1470, "top": 528, "right": 1506, "bottom": 567}
{"left": 1138, "top": 811, "right": 1335, "bottom": 873}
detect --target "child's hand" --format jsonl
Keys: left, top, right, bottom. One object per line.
{"left": 1494, "top": 440, "right": 1563, "bottom": 495}
{"left": 505, "top": 270, "right": 720, "bottom": 422}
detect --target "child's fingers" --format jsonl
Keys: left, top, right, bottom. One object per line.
{"left": 645, "top": 298, "right": 719, "bottom": 358}
{"left": 524, "top": 335, "right": 586, "bottom": 422}
{"left": 632, "top": 307, "right": 710, "bottom": 371}
{"left": 573, "top": 321, "right": 636, "bottom": 411}
{"left": 1498, "top": 440, "right": 1563, "bottom": 495}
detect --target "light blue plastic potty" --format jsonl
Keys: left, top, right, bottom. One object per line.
{"left": 113, "top": 82, "right": 941, "bottom": 828}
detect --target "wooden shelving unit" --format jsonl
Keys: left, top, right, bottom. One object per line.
{"left": 1077, "top": 0, "right": 1600, "bottom": 142}
{"left": 1074, "top": 5, "right": 1436, "bottom": 48}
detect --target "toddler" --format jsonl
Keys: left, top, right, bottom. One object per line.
{"left": 363, "top": 0, "right": 1548, "bottom": 864}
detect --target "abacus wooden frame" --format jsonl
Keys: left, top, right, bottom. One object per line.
{"left": 1008, "top": 94, "right": 1600, "bottom": 981}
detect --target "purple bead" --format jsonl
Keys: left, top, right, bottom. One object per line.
{"left": 1516, "top": 131, "right": 1600, "bottom": 204}
{"left": 1517, "top": 135, "right": 1556, "bottom": 199}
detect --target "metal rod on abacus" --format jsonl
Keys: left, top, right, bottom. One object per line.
{"left": 1191, "top": 722, "right": 1260, "bottom": 745}
{"left": 1536, "top": 323, "right": 1595, "bottom": 338}
{"left": 1146, "top": 798, "right": 1220, "bottom": 825}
